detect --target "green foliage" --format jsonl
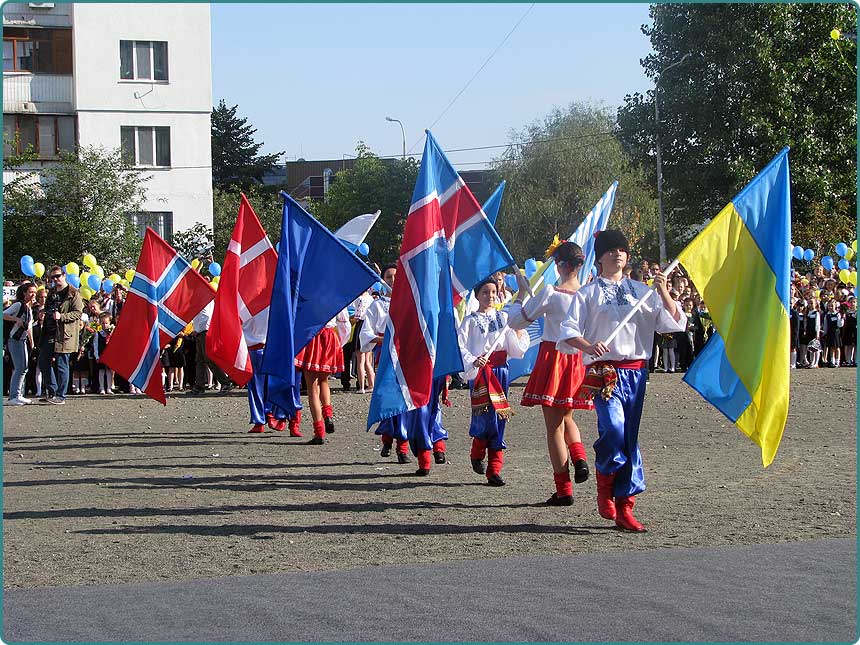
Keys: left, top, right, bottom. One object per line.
{"left": 492, "top": 102, "right": 658, "bottom": 262}
{"left": 617, "top": 3, "right": 857, "bottom": 253}
{"left": 3, "top": 146, "right": 149, "bottom": 277}
{"left": 212, "top": 184, "right": 284, "bottom": 264}
{"left": 308, "top": 143, "right": 420, "bottom": 265}
{"left": 211, "top": 99, "right": 283, "bottom": 191}
{"left": 171, "top": 222, "right": 214, "bottom": 262}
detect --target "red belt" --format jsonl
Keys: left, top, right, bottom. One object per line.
{"left": 488, "top": 351, "right": 508, "bottom": 367}
{"left": 592, "top": 359, "right": 646, "bottom": 370}
{"left": 248, "top": 343, "right": 264, "bottom": 351}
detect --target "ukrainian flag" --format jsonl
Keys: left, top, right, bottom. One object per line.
{"left": 679, "top": 148, "right": 791, "bottom": 467}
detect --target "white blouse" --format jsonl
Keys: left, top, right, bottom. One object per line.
{"left": 506, "top": 285, "right": 578, "bottom": 343}
{"left": 457, "top": 309, "right": 529, "bottom": 381}
{"left": 351, "top": 293, "right": 375, "bottom": 321}
{"left": 358, "top": 297, "right": 390, "bottom": 352}
{"left": 556, "top": 277, "right": 686, "bottom": 365}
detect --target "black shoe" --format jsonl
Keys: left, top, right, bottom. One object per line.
{"left": 471, "top": 458, "right": 485, "bottom": 475}
{"left": 380, "top": 444, "right": 391, "bottom": 458}
{"left": 324, "top": 417, "right": 335, "bottom": 434}
{"left": 397, "top": 452, "right": 411, "bottom": 464}
{"left": 221, "top": 383, "right": 236, "bottom": 393}
{"left": 415, "top": 467, "right": 430, "bottom": 476}
{"left": 188, "top": 388, "right": 205, "bottom": 396}
{"left": 307, "top": 436, "right": 325, "bottom": 445}
{"left": 573, "top": 459, "right": 590, "bottom": 484}
{"left": 546, "top": 492, "right": 573, "bottom": 506}
{"left": 487, "top": 474, "right": 506, "bottom": 486}
{"left": 341, "top": 383, "right": 351, "bottom": 392}
{"left": 433, "top": 451, "right": 446, "bottom": 464}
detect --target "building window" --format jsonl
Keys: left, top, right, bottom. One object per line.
{"left": 128, "top": 212, "right": 173, "bottom": 240}
{"left": 2, "top": 28, "right": 72, "bottom": 74}
{"left": 120, "top": 126, "right": 171, "bottom": 167}
{"left": 119, "top": 40, "right": 168, "bottom": 81}
{"left": 3, "top": 114, "right": 76, "bottom": 158}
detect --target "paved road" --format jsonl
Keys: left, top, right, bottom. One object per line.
{"left": 4, "top": 538, "right": 855, "bottom": 642}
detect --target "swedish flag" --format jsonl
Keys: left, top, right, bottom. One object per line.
{"left": 679, "top": 148, "right": 791, "bottom": 467}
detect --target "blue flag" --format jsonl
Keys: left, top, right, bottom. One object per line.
{"left": 262, "top": 192, "right": 379, "bottom": 414}
{"left": 483, "top": 181, "right": 506, "bottom": 226}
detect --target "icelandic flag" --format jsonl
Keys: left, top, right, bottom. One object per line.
{"left": 368, "top": 131, "right": 514, "bottom": 426}
{"left": 261, "top": 192, "right": 379, "bottom": 414}
{"left": 507, "top": 317, "right": 544, "bottom": 382}
{"left": 334, "top": 210, "right": 380, "bottom": 252}
{"left": 483, "top": 181, "right": 506, "bottom": 226}
{"left": 101, "top": 228, "right": 215, "bottom": 404}
{"left": 206, "top": 193, "right": 278, "bottom": 386}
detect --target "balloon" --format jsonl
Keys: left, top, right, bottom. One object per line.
{"left": 853, "top": 240, "right": 858, "bottom": 253}
{"left": 836, "top": 242, "right": 848, "bottom": 257}
{"left": 80, "top": 287, "right": 93, "bottom": 300}
{"left": 33, "top": 262, "right": 45, "bottom": 278}
{"left": 211, "top": 276, "right": 220, "bottom": 284}
{"left": 120, "top": 279, "right": 129, "bottom": 288}
{"left": 108, "top": 273, "right": 121, "bottom": 283}
{"left": 87, "top": 274, "right": 102, "bottom": 291}
{"left": 191, "top": 258, "right": 200, "bottom": 270}
{"left": 94, "top": 265, "right": 104, "bottom": 278}
{"left": 850, "top": 272, "right": 858, "bottom": 286}
{"left": 125, "top": 269, "right": 135, "bottom": 282}
{"left": 82, "top": 253, "right": 97, "bottom": 269}
{"left": 102, "top": 279, "right": 114, "bottom": 294}
{"left": 20, "top": 255, "right": 35, "bottom": 276}
{"left": 211, "top": 282, "right": 218, "bottom": 291}
{"left": 208, "top": 262, "right": 221, "bottom": 277}
{"left": 855, "top": 286, "right": 859, "bottom": 298}
{"left": 792, "top": 246, "right": 803, "bottom": 260}
{"left": 80, "top": 271, "right": 92, "bottom": 286}
{"left": 535, "top": 260, "right": 544, "bottom": 270}
{"left": 524, "top": 258, "right": 537, "bottom": 278}
{"left": 65, "top": 262, "right": 79, "bottom": 276}
{"left": 357, "top": 242, "right": 370, "bottom": 256}
{"left": 838, "top": 259, "right": 850, "bottom": 271}
{"left": 803, "top": 249, "right": 815, "bottom": 262}
{"left": 374, "top": 281, "right": 384, "bottom": 292}
{"left": 66, "top": 274, "right": 81, "bottom": 289}
{"left": 845, "top": 249, "right": 855, "bottom": 261}
{"left": 821, "top": 256, "right": 834, "bottom": 271}
{"left": 839, "top": 269, "right": 850, "bottom": 284}
{"left": 505, "top": 275, "right": 518, "bottom": 292}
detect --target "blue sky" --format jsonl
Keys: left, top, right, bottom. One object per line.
{"left": 211, "top": 3, "right": 654, "bottom": 168}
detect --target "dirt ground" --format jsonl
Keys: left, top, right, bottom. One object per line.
{"left": 2, "top": 367, "right": 856, "bottom": 590}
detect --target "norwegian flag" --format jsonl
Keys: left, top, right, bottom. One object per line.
{"left": 206, "top": 193, "right": 277, "bottom": 385}
{"left": 368, "top": 131, "right": 514, "bottom": 426}
{"left": 101, "top": 228, "right": 215, "bottom": 404}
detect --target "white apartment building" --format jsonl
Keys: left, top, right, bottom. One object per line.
{"left": 3, "top": 2, "right": 213, "bottom": 238}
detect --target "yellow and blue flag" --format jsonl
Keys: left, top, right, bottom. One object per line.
{"left": 679, "top": 148, "right": 791, "bottom": 467}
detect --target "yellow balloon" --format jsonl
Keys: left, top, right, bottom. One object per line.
{"left": 191, "top": 258, "right": 201, "bottom": 270}
{"left": 646, "top": 279, "right": 654, "bottom": 287}
{"left": 66, "top": 262, "right": 80, "bottom": 276}
{"left": 850, "top": 271, "right": 858, "bottom": 286}
{"left": 82, "top": 254, "right": 97, "bottom": 269}
{"left": 33, "top": 262, "right": 45, "bottom": 278}
{"left": 108, "top": 273, "right": 121, "bottom": 283}
{"left": 94, "top": 265, "right": 104, "bottom": 278}
{"left": 852, "top": 240, "right": 858, "bottom": 253}
{"left": 831, "top": 28, "right": 841, "bottom": 40}
{"left": 535, "top": 260, "right": 544, "bottom": 269}
{"left": 80, "top": 271, "right": 92, "bottom": 285}
{"left": 211, "top": 276, "right": 220, "bottom": 284}
{"left": 80, "top": 287, "right": 93, "bottom": 300}
{"left": 120, "top": 279, "right": 130, "bottom": 288}
{"left": 839, "top": 269, "right": 850, "bottom": 283}
{"left": 211, "top": 281, "right": 219, "bottom": 291}
{"left": 125, "top": 269, "right": 135, "bottom": 282}
{"left": 845, "top": 249, "right": 855, "bottom": 262}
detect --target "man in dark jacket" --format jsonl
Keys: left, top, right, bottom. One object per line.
{"left": 38, "top": 266, "right": 84, "bottom": 404}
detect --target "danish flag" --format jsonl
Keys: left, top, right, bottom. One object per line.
{"left": 101, "top": 228, "right": 215, "bottom": 404}
{"left": 207, "top": 193, "right": 278, "bottom": 385}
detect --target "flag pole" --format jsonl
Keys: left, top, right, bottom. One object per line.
{"left": 601, "top": 258, "right": 681, "bottom": 346}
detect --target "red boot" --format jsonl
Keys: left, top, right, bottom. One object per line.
{"left": 615, "top": 495, "right": 646, "bottom": 532}
{"left": 266, "top": 413, "right": 278, "bottom": 430}
{"left": 248, "top": 423, "right": 265, "bottom": 434}
{"left": 595, "top": 471, "right": 617, "bottom": 520}
{"left": 274, "top": 418, "right": 287, "bottom": 432}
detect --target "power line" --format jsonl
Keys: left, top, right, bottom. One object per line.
{"left": 406, "top": 3, "right": 537, "bottom": 154}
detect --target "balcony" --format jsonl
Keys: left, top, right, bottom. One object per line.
{"left": 3, "top": 73, "right": 73, "bottom": 113}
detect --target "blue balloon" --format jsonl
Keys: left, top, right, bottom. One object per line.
{"left": 505, "top": 275, "right": 518, "bottom": 292}
{"left": 208, "top": 262, "right": 222, "bottom": 277}
{"left": 855, "top": 286, "right": 859, "bottom": 298}
{"left": 524, "top": 258, "right": 538, "bottom": 278}
{"left": 836, "top": 242, "right": 848, "bottom": 257}
{"left": 87, "top": 274, "right": 102, "bottom": 291}
{"left": 803, "top": 249, "right": 815, "bottom": 262}
{"left": 792, "top": 245, "right": 804, "bottom": 260}
{"left": 838, "top": 259, "right": 850, "bottom": 270}
{"left": 822, "top": 256, "right": 834, "bottom": 270}
{"left": 102, "top": 279, "right": 114, "bottom": 294}
{"left": 20, "top": 255, "right": 35, "bottom": 276}
{"left": 357, "top": 242, "right": 370, "bottom": 256}
{"left": 275, "top": 242, "right": 280, "bottom": 253}
{"left": 67, "top": 274, "right": 81, "bottom": 289}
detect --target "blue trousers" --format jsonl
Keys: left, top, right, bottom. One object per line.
{"left": 593, "top": 367, "right": 648, "bottom": 497}
{"left": 376, "top": 414, "right": 408, "bottom": 441}
{"left": 406, "top": 377, "right": 448, "bottom": 454}
{"left": 37, "top": 338, "right": 70, "bottom": 401}
{"left": 468, "top": 365, "right": 508, "bottom": 451}
{"left": 248, "top": 349, "right": 289, "bottom": 425}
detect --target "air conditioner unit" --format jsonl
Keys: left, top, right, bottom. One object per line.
{"left": 28, "top": 2, "right": 55, "bottom": 8}
{"left": 21, "top": 102, "right": 36, "bottom": 113}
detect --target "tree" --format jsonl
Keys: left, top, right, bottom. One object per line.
{"left": 211, "top": 184, "right": 284, "bottom": 263}
{"left": 171, "top": 222, "right": 214, "bottom": 262}
{"left": 3, "top": 146, "right": 150, "bottom": 276}
{"left": 211, "top": 99, "right": 283, "bottom": 190}
{"left": 617, "top": 3, "right": 857, "bottom": 253}
{"left": 308, "top": 142, "right": 420, "bottom": 264}
{"left": 491, "top": 102, "right": 659, "bottom": 262}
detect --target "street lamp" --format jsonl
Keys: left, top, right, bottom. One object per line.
{"left": 654, "top": 52, "right": 691, "bottom": 265}
{"left": 385, "top": 116, "right": 406, "bottom": 160}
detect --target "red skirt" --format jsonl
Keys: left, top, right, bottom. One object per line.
{"left": 295, "top": 327, "right": 344, "bottom": 373}
{"left": 522, "top": 341, "right": 593, "bottom": 410}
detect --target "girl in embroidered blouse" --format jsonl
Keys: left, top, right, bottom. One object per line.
{"left": 508, "top": 240, "right": 593, "bottom": 507}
